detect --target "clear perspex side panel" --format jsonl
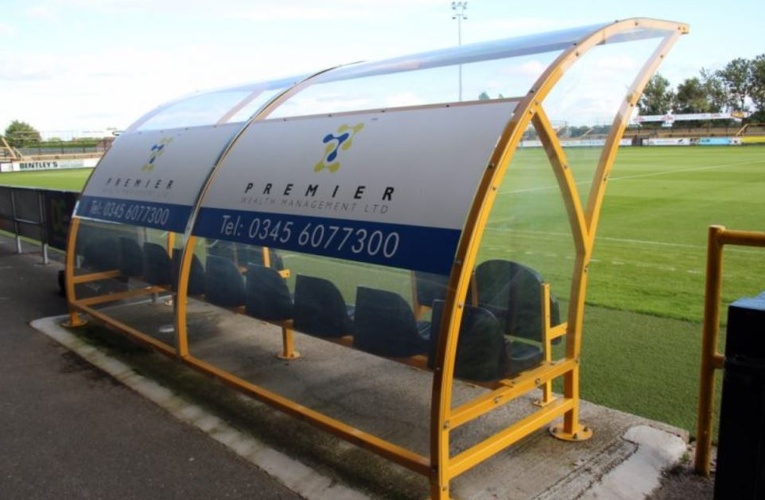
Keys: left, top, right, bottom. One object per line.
{"left": 72, "top": 219, "right": 183, "bottom": 347}
{"left": 472, "top": 25, "right": 678, "bottom": 417}
{"left": 71, "top": 122, "right": 244, "bottom": 348}
{"left": 186, "top": 99, "right": 517, "bottom": 450}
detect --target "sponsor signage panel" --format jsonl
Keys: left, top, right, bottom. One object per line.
{"left": 520, "top": 139, "right": 632, "bottom": 148}
{"left": 193, "top": 102, "right": 516, "bottom": 274}
{"left": 0, "top": 159, "right": 99, "bottom": 172}
{"left": 646, "top": 137, "right": 691, "bottom": 146}
{"left": 76, "top": 123, "right": 239, "bottom": 232}
{"left": 697, "top": 137, "right": 741, "bottom": 146}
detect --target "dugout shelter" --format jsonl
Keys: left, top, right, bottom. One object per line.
{"left": 64, "top": 18, "right": 687, "bottom": 499}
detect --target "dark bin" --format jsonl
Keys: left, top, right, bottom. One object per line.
{"left": 715, "top": 292, "right": 765, "bottom": 499}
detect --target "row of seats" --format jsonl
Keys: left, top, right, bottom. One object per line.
{"left": 243, "top": 260, "right": 561, "bottom": 381}
{"left": 82, "top": 236, "right": 559, "bottom": 381}
{"left": 80, "top": 237, "right": 281, "bottom": 301}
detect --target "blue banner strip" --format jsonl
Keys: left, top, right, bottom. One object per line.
{"left": 76, "top": 196, "right": 191, "bottom": 233}
{"left": 193, "top": 207, "right": 460, "bottom": 275}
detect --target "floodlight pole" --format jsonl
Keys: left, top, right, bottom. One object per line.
{"left": 451, "top": 1, "right": 467, "bottom": 101}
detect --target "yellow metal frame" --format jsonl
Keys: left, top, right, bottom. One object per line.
{"left": 63, "top": 19, "right": 688, "bottom": 499}
{"left": 695, "top": 225, "right": 765, "bottom": 476}
{"left": 429, "top": 19, "right": 686, "bottom": 498}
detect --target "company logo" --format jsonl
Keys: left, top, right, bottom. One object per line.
{"left": 314, "top": 123, "right": 364, "bottom": 173}
{"left": 142, "top": 137, "right": 173, "bottom": 172}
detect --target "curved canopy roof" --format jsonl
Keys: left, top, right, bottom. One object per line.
{"left": 75, "top": 18, "right": 688, "bottom": 270}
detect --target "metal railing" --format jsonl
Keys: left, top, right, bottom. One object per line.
{"left": 695, "top": 225, "right": 765, "bottom": 475}
{"left": 0, "top": 185, "right": 78, "bottom": 263}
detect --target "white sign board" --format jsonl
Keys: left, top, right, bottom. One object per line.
{"left": 76, "top": 123, "right": 239, "bottom": 232}
{"left": 0, "top": 158, "right": 99, "bottom": 172}
{"left": 193, "top": 102, "right": 516, "bottom": 274}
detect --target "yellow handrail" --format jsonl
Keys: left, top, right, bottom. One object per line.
{"left": 695, "top": 225, "right": 765, "bottom": 476}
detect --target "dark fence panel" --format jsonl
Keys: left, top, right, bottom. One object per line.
{"left": 0, "top": 187, "right": 15, "bottom": 233}
{"left": 0, "top": 185, "right": 79, "bottom": 259}
{"left": 44, "top": 191, "right": 78, "bottom": 251}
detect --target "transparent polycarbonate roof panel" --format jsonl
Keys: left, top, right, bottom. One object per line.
{"left": 268, "top": 53, "right": 556, "bottom": 119}
{"left": 128, "top": 74, "right": 308, "bottom": 132}
{"left": 309, "top": 21, "right": 677, "bottom": 84}
{"left": 120, "top": 20, "right": 680, "bottom": 130}
{"left": 225, "top": 88, "right": 289, "bottom": 123}
{"left": 268, "top": 21, "right": 679, "bottom": 119}
{"left": 312, "top": 23, "right": 607, "bottom": 84}
{"left": 134, "top": 90, "right": 255, "bottom": 131}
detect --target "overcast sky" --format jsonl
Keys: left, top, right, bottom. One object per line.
{"left": 2, "top": 0, "right": 762, "bottom": 136}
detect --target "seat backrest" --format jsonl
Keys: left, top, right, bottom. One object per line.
{"left": 172, "top": 248, "right": 205, "bottom": 296}
{"left": 292, "top": 275, "right": 354, "bottom": 338}
{"left": 412, "top": 271, "right": 449, "bottom": 317}
{"left": 354, "top": 286, "right": 429, "bottom": 357}
{"left": 205, "top": 254, "right": 245, "bottom": 307}
{"left": 245, "top": 264, "right": 292, "bottom": 322}
{"left": 206, "top": 240, "right": 235, "bottom": 261}
{"left": 83, "top": 237, "right": 122, "bottom": 272}
{"left": 142, "top": 242, "right": 173, "bottom": 286}
{"left": 473, "top": 259, "right": 560, "bottom": 342}
{"left": 119, "top": 237, "right": 144, "bottom": 277}
{"left": 428, "top": 300, "right": 505, "bottom": 381}
{"left": 239, "top": 245, "right": 285, "bottom": 270}
{"left": 207, "top": 241, "right": 284, "bottom": 271}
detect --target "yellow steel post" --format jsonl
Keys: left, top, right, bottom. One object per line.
{"left": 61, "top": 217, "right": 87, "bottom": 327}
{"left": 277, "top": 323, "right": 300, "bottom": 360}
{"left": 263, "top": 247, "right": 272, "bottom": 268}
{"left": 538, "top": 283, "right": 555, "bottom": 406}
{"left": 532, "top": 104, "right": 594, "bottom": 440}
{"left": 557, "top": 21, "right": 686, "bottom": 439}
{"left": 174, "top": 235, "right": 196, "bottom": 359}
{"left": 694, "top": 225, "right": 725, "bottom": 476}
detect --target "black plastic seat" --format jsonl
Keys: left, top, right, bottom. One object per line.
{"left": 354, "top": 286, "right": 430, "bottom": 358}
{"left": 205, "top": 254, "right": 245, "bottom": 308}
{"left": 292, "top": 275, "right": 354, "bottom": 338}
{"left": 472, "top": 259, "right": 561, "bottom": 342}
{"left": 428, "top": 300, "right": 507, "bottom": 381}
{"left": 245, "top": 264, "right": 292, "bottom": 322}
{"left": 171, "top": 248, "right": 205, "bottom": 296}
{"left": 83, "top": 237, "right": 122, "bottom": 272}
{"left": 412, "top": 271, "right": 450, "bottom": 319}
{"left": 142, "top": 242, "right": 172, "bottom": 286}
{"left": 119, "top": 237, "right": 144, "bottom": 277}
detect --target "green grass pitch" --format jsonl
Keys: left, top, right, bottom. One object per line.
{"left": 485, "top": 145, "right": 764, "bottom": 434}
{"left": 0, "top": 168, "right": 93, "bottom": 191}
{"left": 3, "top": 146, "right": 763, "bottom": 436}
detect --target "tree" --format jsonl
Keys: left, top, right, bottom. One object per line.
{"left": 638, "top": 74, "right": 674, "bottom": 116}
{"left": 749, "top": 54, "right": 765, "bottom": 121}
{"left": 716, "top": 58, "right": 752, "bottom": 113}
{"left": 700, "top": 68, "right": 726, "bottom": 113}
{"left": 4, "top": 120, "right": 42, "bottom": 148}
{"left": 478, "top": 91, "right": 506, "bottom": 100}
{"left": 675, "top": 77, "right": 719, "bottom": 114}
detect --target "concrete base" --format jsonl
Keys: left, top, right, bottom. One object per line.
{"left": 33, "top": 314, "right": 689, "bottom": 500}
